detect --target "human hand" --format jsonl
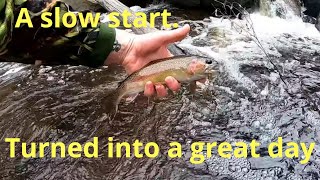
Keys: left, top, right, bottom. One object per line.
{"left": 105, "top": 24, "right": 191, "bottom": 97}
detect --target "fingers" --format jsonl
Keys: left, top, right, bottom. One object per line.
{"left": 155, "top": 84, "right": 167, "bottom": 97}
{"left": 144, "top": 77, "right": 181, "bottom": 98}
{"left": 144, "top": 82, "right": 169, "bottom": 97}
{"left": 165, "top": 76, "right": 180, "bottom": 92}
{"left": 144, "top": 81, "right": 155, "bottom": 97}
{"left": 143, "top": 77, "right": 204, "bottom": 99}
{"left": 161, "top": 24, "right": 191, "bottom": 44}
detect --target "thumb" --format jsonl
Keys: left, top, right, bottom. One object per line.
{"left": 161, "top": 24, "right": 190, "bottom": 44}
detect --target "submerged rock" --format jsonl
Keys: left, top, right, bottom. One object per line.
{"left": 302, "top": 15, "right": 317, "bottom": 24}
{"left": 301, "top": 0, "right": 320, "bottom": 31}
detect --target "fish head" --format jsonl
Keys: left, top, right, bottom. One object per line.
{"left": 187, "top": 57, "right": 219, "bottom": 80}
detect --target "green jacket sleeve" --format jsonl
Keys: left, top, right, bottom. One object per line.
{"left": 0, "top": 0, "right": 116, "bottom": 67}
{"left": 88, "top": 23, "right": 116, "bottom": 67}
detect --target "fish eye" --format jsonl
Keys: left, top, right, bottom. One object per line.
{"left": 205, "top": 59, "right": 213, "bottom": 64}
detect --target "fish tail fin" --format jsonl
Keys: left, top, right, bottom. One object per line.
{"left": 102, "top": 89, "right": 124, "bottom": 118}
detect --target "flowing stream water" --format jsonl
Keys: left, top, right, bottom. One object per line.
{"left": 0, "top": 1, "right": 320, "bottom": 179}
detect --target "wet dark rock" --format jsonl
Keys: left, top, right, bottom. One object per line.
{"left": 302, "top": 0, "right": 320, "bottom": 18}
{"left": 120, "top": 0, "right": 152, "bottom": 8}
{"left": 302, "top": 15, "right": 317, "bottom": 24}
{"left": 240, "top": 64, "right": 273, "bottom": 90}
{"left": 316, "top": 14, "right": 320, "bottom": 32}
{"left": 61, "top": 0, "right": 102, "bottom": 11}
{"left": 164, "top": 0, "right": 257, "bottom": 11}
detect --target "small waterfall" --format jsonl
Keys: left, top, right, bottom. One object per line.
{"left": 259, "top": 0, "right": 272, "bottom": 17}
{"left": 259, "top": 0, "right": 301, "bottom": 19}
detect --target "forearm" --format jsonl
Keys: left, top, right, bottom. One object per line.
{"left": 105, "top": 29, "right": 136, "bottom": 66}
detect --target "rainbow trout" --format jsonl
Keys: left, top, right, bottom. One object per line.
{"left": 107, "top": 55, "right": 218, "bottom": 112}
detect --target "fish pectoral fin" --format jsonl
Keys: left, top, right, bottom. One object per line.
{"left": 189, "top": 81, "right": 197, "bottom": 94}
{"left": 124, "top": 93, "right": 140, "bottom": 104}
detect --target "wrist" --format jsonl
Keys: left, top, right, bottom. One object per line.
{"left": 104, "top": 29, "right": 136, "bottom": 66}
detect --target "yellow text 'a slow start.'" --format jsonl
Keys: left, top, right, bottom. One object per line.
{"left": 14, "top": 8, "right": 177, "bottom": 29}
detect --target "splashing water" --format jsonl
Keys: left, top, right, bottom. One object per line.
{"left": 260, "top": 0, "right": 301, "bottom": 19}
{"left": 176, "top": 3, "right": 320, "bottom": 179}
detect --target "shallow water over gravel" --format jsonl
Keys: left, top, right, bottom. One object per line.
{"left": 0, "top": 5, "right": 320, "bottom": 180}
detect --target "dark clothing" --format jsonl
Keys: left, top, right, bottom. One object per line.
{"left": 0, "top": 0, "right": 116, "bottom": 67}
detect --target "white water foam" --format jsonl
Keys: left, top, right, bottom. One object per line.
{"left": 178, "top": 10, "right": 320, "bottom": 90}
